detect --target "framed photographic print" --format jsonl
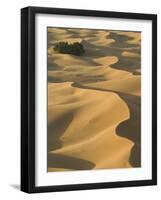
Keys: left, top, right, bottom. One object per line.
{"left": 21, "top": 6, "right": 157, "bottom": 193}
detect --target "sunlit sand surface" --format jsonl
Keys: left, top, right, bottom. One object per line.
{"left": 47, "top": 28, "right": 141, "bottom": 172}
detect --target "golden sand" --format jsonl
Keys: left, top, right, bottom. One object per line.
{"left": 47, "top": 28, "right": 141, "bottom": 171}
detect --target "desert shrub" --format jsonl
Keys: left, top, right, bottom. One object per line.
{"left": 54, "top": 42, "right": 85, "bottom": 56}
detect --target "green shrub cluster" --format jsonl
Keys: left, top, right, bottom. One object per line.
{"left": 54, "top": 42, "right": 85, "bottom": 56}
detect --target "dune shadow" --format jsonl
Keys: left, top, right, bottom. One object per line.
{"left": 48, "top": 153, "right": 95, "bottom": 170}
{"left": 115, "top": 94, "right": 141, "bottom": 167}
{"left": 48, "top": 76, "right": 63, "bottom": 83}
{"left": 111, "top": 56, "right": 140, "bottom": 73}
{"left": 47, "top": 110, "right": 95, "bottom": 170}
{"left": 47, "top": 112, "right": 73, "bottom": 152}
{"left": 48, "top": 75, "right": 107, "bottom": 84}
{"left": 72, "top": 83, "right": 141, "bottom": 167}
{"left": 48, "top": 62, "right": 62, "bottom": 71}
{"left": 107, "top": 32, "right": 139, "bottom": 48}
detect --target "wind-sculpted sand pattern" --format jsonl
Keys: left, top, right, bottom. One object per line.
{"left": 47, "top": 27, "right": 141, "bottom": 172}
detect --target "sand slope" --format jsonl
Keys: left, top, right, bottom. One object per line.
{"left": 47, "top": 28, "right": 141, "bottom": 171}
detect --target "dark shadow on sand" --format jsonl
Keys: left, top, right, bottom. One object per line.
{"left": 47, "top": 111, "right": 95, "bottom": 170}
{"left": 48, "top": 62, "right": 62, "bottom": 71}
{"left": 48, "top": 153, "right": 95, "bottom": 170}
{"left": 107, "top": 32, "right": 139, "bottom": 48}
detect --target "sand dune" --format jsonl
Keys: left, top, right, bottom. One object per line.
{"left": 122, "top": 51, "right": 140, "bottom": 58}
{"left": 94, "top": 56, "right": 118, "bottom": 66}
{"left": 48, "top": 82, "right": 133, "bottom": 170}
{"left": 47, "top": 27, "right": 141, "bottom": 171}
{"left": 84, "top": 75, "right": 141, "bottom": 96}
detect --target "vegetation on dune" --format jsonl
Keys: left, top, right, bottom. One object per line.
{"left": 54, "top": 42, "right": 85, "bottom": 56}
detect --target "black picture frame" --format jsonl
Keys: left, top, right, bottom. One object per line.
{"left": 21, "top": 6, "right": 157, "bottom": 193}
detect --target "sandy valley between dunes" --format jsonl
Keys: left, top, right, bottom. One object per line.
{"left": 47, "top": 28, "right": 141, "bottom": 172}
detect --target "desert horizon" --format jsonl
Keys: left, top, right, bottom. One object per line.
{"left": 47, "top": 27, "right": 141, "bottom": 172}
